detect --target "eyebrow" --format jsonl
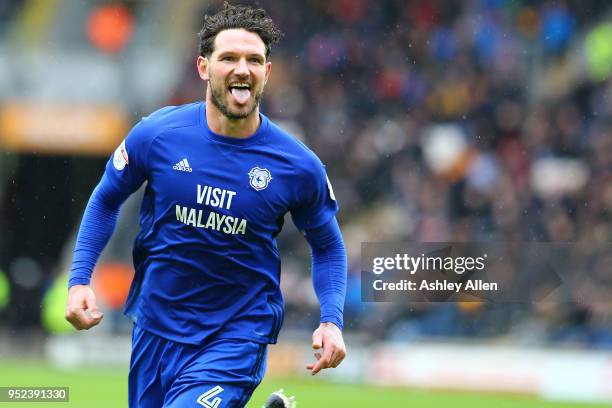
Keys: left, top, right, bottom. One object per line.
{"left": 217, "top": 51, "right": 265, "bottom": 59}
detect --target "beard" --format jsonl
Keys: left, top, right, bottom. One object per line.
{"left": 208, "top": 72, "right": 263, "bottom": 120}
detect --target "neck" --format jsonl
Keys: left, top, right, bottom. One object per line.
{"left": 205, "top": 95, "right": 260, "bottom": 139}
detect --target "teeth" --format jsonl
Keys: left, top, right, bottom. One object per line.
{"left": 229, "top": 83, "right": 250, "bottom": 89}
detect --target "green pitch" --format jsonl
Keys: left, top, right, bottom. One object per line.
{"left": 0, "top": 359, "right": 608, "bottom": 407}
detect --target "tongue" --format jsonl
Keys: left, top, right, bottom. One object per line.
{"left": 231, "top": 88, "right": 251, "bottom": 104}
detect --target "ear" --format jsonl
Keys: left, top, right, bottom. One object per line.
{"left": 197, "top": 56, "right": 209, "bottom": 81}
{"left": 264, "top": 61, "right": 272, "bottom": 84}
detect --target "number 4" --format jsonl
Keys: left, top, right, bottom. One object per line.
{"left": 197, "top": 385, "right": 224, "bottom": 408}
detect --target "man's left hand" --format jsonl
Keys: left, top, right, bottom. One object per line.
{"left": 306, "top": 322, "right": 346, "bottom": 375}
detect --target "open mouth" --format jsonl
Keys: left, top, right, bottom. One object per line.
{"left": 228, "top": 82, "right": 251, "bottom": 105}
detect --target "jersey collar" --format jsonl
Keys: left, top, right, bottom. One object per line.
{"left": 200, "top": 102, "right": 268, "bottom": 146}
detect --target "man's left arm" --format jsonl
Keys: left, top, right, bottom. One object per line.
{"left": 303, "top": 217, "right": 347, "bottom": 375}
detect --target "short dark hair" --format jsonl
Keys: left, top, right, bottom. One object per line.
{"left": 198, "top": 2, "right": 284, "bottom": 59}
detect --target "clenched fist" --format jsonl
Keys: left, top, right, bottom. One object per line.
{"left": 65, "top": 285, "right": 104, "bottom": 330}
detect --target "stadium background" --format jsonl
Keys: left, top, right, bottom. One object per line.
{"left": 1, "top": 0, "right": 612, "bottom": 406}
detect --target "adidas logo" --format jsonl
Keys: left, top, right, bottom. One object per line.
{"left": 173, "top": 158, "right": 193, "bottom": 172}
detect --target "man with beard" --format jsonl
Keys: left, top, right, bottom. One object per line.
{"left": 65, "top": 2, "right": 347, "bottom": 408}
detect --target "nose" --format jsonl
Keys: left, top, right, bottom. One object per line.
{"left": 234, "top": 57, "right": 249, "bottom": 77}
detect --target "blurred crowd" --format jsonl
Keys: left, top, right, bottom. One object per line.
{"left": 1, "top": 0, "right": 611, "bottom": 349}
{"left": 169, "top": 0, "right": 611, "bottom": 348}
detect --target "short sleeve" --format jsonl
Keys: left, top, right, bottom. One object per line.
{"left": 290, "top": 160, "right": 339, "bottom": 231}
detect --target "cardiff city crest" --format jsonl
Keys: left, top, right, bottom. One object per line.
{"left": 248, "top": 167, "right": 272, "bottom": 191}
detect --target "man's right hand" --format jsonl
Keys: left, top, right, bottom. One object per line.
{"left": 65, "top": 285, "right": 104, "bottom": 330}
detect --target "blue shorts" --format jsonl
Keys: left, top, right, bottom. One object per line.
{"left": 129, "top": 324, "right": 268, "bottom": 408}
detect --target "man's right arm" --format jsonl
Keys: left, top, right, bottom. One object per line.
{"left": 65, "top": 121, "right": 151, "bottom": 330}
{"left": 65, "top": 172, "right": 129, "bottom": 330}
{"left": 68, "top": 173, "right": 126, "bottom": 288}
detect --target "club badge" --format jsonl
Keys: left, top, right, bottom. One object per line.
{"left": 248, "top": 167, "right": 272, "bottom": 191}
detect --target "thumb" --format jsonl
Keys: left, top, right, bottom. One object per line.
{"left": 312, "top": 330, "right": 323, "bottom": 350}
{"left": 85, "top": 296, "right": 103, "bottom": 319}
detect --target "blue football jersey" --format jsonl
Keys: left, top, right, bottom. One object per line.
{"left": 103, "top": 102, "right": 338, "bottom": 345}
